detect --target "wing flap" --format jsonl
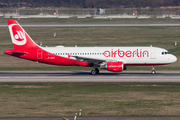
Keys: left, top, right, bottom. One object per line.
{"left": 73, "top": 56, "right": 109, "bottom": 64}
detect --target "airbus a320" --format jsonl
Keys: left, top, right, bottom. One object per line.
{"left": 4, "top": 20, "right": 177, "bottom": 75}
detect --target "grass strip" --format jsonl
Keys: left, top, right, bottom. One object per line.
{"left": 1, "top": 82, "right": 180, "bottom": 117}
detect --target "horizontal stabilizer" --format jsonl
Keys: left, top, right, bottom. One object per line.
{"left": 5, "top": 51, "right": 27, "bottom": 55}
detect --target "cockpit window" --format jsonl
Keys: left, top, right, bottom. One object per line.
{"left": 162, "top": 51, "right": 170, "bottom": 55}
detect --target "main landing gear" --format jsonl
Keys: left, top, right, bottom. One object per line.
{"left": 91, "top": 68, "right": 99, "bottom": 75}
{"left": 91, "top": 65, "right": 99, "bottom": 75}
{"left": 151, "top": 65, "right": 156, "bottom": 74}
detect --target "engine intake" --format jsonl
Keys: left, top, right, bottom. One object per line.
{"left": 100, "top": 62, "right": 124, "bottom": 72}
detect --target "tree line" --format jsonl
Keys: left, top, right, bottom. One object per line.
{"left": 0, "top": 0, "right": 180, "bottom": 8}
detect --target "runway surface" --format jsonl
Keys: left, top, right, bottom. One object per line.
{"left": 1, "top": 23, "right": 180, "bottom": 27}
{"left": 0, "top": 71, "right": 180, "bottom": 82}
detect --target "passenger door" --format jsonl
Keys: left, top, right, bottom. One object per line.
{"left": 150, "top": 49, "right": 156, "bottom": 59}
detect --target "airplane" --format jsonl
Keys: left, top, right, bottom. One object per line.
{"left": 4, "top": 20, "right": 177, "bottom": 75}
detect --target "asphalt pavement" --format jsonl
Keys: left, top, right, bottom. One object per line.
{"left": 0, "top": 71, "right": 180, "bottom": 82}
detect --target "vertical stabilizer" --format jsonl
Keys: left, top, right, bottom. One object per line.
{"left": 7, "top": 20, "right": 39, "bottom": 49}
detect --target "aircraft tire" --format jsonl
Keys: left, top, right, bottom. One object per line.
{"left": 151, "top": 70, "right": 156, "bottom": 74}
{"left": 91, "top": 70, "right": 97, "bottom": 75}
{"left": 95, "top": 68, "right": 99, "bottom": 74}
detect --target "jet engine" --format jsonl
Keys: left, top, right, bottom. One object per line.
{"left": 100, "top": 62, "right": 124, "bottom": 72}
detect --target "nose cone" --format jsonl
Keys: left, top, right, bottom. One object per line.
{"left": 171, "top": 55, "right": 177, "bottom": 63}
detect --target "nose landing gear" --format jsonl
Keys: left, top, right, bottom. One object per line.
{"left": 151, "top": 65, "right": 156, "bottom": 74}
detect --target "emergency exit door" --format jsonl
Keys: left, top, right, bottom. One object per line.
{"left": 37, "top": 49, "right": 43, "bottom": 59}
{"left": 150, "top": 49, "right": 156, "bottom": 59}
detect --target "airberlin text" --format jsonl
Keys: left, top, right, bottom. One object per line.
{"left": 103, "top": 49, "right": 149, "bottom": 58}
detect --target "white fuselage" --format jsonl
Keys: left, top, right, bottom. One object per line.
{"left": 42, "top": 46, "right": 177, "bottom": 66}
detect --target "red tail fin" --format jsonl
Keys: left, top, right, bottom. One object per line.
{"left": 7, "top": 20, "right": 39, "bottom": 49}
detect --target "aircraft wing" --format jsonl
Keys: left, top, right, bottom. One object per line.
{"left": 72, "top": 56, "right": 116, "bottom": 64}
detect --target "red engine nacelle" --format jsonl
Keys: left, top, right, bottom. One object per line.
{"left": 100, "top": 62, "right": 124, "bottom": 72}
{"left": 107, "top": 62, "right": 124, "bottom": 72}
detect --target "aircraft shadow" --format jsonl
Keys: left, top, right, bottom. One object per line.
{"left": 0, "top": 71, "right": 179, "bottom": 77}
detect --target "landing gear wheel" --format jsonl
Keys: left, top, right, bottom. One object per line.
{"left": 95, "top": 68, "right": 99, "bottom": 74}
{"left": 151, "top": 70, "right": 156, "bottom": 74}
{"left": 91, "top": 68, "right": 99, "bottom": 75}
{"left": 91, "top": 69, "right": 97, "bottom": 75}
